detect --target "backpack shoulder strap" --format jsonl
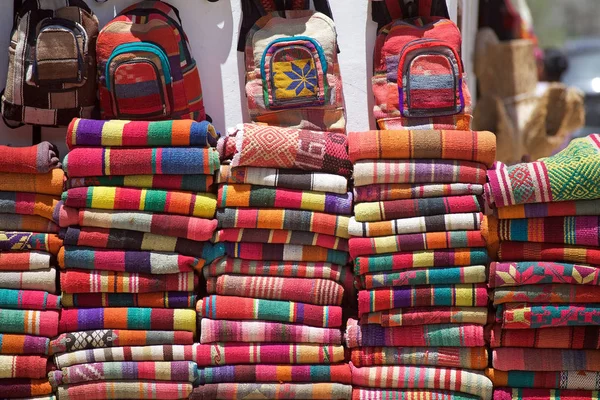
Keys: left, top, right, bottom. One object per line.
{"left": 372, "top": 0, "right": 449, "bottom": 29}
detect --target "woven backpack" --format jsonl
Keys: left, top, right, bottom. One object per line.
{"left": 97, "top": 1, "right": 206, "bottom": 121}
{"left": 2, "top": 0, "right": 99, "bottom": 127}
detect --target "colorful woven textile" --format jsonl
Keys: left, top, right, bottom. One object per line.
{"left": 215, "top": 228, "right": 348, "bottom": 251}
{"left": 489, "top": 262, "right": 600, "bottom": 288}
{"left": 360, "top": 307, "right": 488, "bottom": 327}
{"left": 352, "top": 389, "right": 480, "bottom": 400}
{"left": 490, "top": 325, "right": 600, "bottom": 349}
{"left": 0, "top": 355, "right": 48, "bottom": 379}
{"left": 67, "top": 118, "right": 219, "bottom": 149}
{"left": 493, "top": 284, "right": 600, "bottom": 305}
{"left": 493, "top": 388, "right": 600, "bottom": 400}
{"left": 0, "top": 268, "right": 56, "bottom": 292}
{"left": 354, "top": 183, "right": 484, "bottom": 202}
{"left": 0, "top": 214, "right": 58, "bottom": 233}
{"left": 350, "top": 365, "right": 493, "bottom": 400}
{"left": 61, "top": 292, "right": 196, "bottom": 309}
{"left": 358, "top": 284, "right": 489, "bottom": 315}
{"left": 487, "top": 369, "right": 600, "bottom": 390}
{"left": 349, "top": 213, "right": 482, "bottom": 237}
{"left": 198, "top": 364, "right": 352, "bottom": 385}
{"left": 0, "top": 169, "right": 64, "bottom": 196}
{"left": 0, "top": 232, "right": 62, "bottom": 254}
{"left": 497, "top": 217, "right": 600, "bottom": 246}
{"left": 206, "top": 275, "right": 344, "bottom": 306}
{"left": 493, "top": 348, "right": 600, "bottom": 371}
{"left": 347, "top": 130, "right": 496, "bottom": 166}
{"left": 354, "top": 195, "right": 482, "bottom": 222}
{"left": 349, "top": 231, "right": 485, "bottom": 258}
{"left": 0, "top": 251, "right": 51, "bottom": 271}
{"left": 60, "top": 270, "right": 197, "bottom": 293}
{"left": 355, "top": 248, "right": 489, "bottom": 276}
{"left": 218, "top": 184, "right": 352, "bottom": 215}
{"left": 0, "top": 309, "right": 58, "bottom": 337}
{"left": 353, "top": 159, "right": 488, "bottom": 186}
{"left": 497, "top": 199, "right": 600, "bottom": 220}
{"left": 0, "top": 334, "right": 49, "bottom": 355}
{"left": 487, "top": 134, "right": 600, "bottom": 207}
{"left": 218, "top": 165, "right": 348, "bottom": 194}
{"left": 0, "top": 289, "right": 60, "bottom": 310}
{"left": 190, "top": 383, "right": 352, "bottom": 399}
{"left": 0, "top": 191, "right": 61, "bottom": 221}
{"left": 0, "top": 379, "right": 53, "bottom": 398}
{"left": 67, "top": 174, "right": 214, "bottom": 193}
{"left": 58, "top": 308, "right": 196, "bottom": 334}
{"left": 229, "top": 124, "right": 352, "bottom": 178}
{"left": 58, "top": 246, "right": 199, "bottom": 274}
{"left": 0, "top": 142, "right": 60, "bottom": 174}
{"left": 358, "top": 265, "right": 487, "bottom": 290}
{"left": 350, "top": 347, "right": 489, "bottom": 369}
{"left": 217, "top": 208, "right": 350, "bottom": 238}
{"left": 199, "top": 319, "right": 341, "bottom": 345}
{"left": 345, "top": 319, "right": 485, "bottom": 348}
{"left": 224, "top": 242, "right": 349, "bottom": 264}
{"left": 55, "top": 381, "right": 192, "bottom": 400}
{"left": 499, "top": 303, "right": 600, "bottom": 329}
{"left": 498, "top": 242, "right": 600, "bottom": 264}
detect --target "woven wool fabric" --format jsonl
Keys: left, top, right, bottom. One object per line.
{"left": 350, "top": 347, "right": 489, "bottom": 369}
{"left": 0, "top": 334, "right": 49, "bottom": 355}
{"left": 190, "top": 382, "right": 352, "bottom": 400}
{"left": 67, "top": 174, "right": 214, "bottom": 193}
{"left": 0, "top": 309, "right": 58, "bottom": 337}
{"left": 487, "top": 369, "right": 600, "bottom": 390}
{"left": 487, "top": 135, "right": 600, "bottom": 207}
{"left": 67, "top": 118, "right": 219, "bottom": 149}
{"left": 58, "top": 308, "right": 196, "bottom": 334}
{"left": 197, "top": 364, "right": 352, "bottom": 385}
{"left": 499, "top": 303, "right": 600, "bottom": 329}
{"left": 214, "top": 228, "right": 349, "bottom": 251}
{"left": 489, "top": 261, "right": 600, "bottom": 288}
{"left": 60, "top": 270, "right": 197, "bottom": 293}
{"left": 0, "top": 214, "right": 58, "bottom": 233}
{"left": 224, "top": 242, "right": 349, "bottom": 264}
{"left": 352, "top": 389, "right": 480, "bottom": 400}
{"left": 58, "top": 246, "right": 199, "bottom": 274}
{"left": 0, "top": 191, "right": 60, "bottom": 222}
{"left": 350, "top": 365, "right": 493, "bottom": 400}
{"left": 353, "top": 159, "right": 488, "bottom": 186}
{"left": 0, "top": 251, "right": 51, "bottom": 271}
{"left": 206, "top": 275, "right": 344, "bottom": 306}
{"left": 199, "top": 319, "right": 341, "bottom": 345}
{"left": 349, "top": 213, "right": 482, "bottom": 237}
{"left": 347, "top": 130, "right": 496, "bottom": 167}
{"left": 218, "top": 184, "right": 353, "bottom": 215}
{"left": 0, "top": 379, "right": 53, "bottom": 398}
{"left": 0, "top": 289, "right": 60, "bottom": 310}
{"left": 217, "top": 207, "right": 350, "bottom": 238}
{"left": 0, "top": 355, "right": 48, "bottom": 379}
{"left": 345, "top": 319, "right": 485, "bottom": 348}
{"left": 493, "top": 284, "right": 600, "bottom": 305}
{"left": 498, "top": 242, "right": 600, "bottom": 264}
{"left": 354, "top": 183, "right": 484, "bottom": 202}
{"left": 0, "top": 169, "right": 64, "bottom": 196}
{"left": 194, "top": 343, "right": 345, "bottom": 367}
{"left": 0, "top": 268, "right": 56, "bottom": 293}
{"left": 497, "top": 217, "right": 600, "bottom": 247}
{"left": 490, "top": 325, "right": 600, "bottom": 349}
{"left": 497, "top": 199, "right": 600, "bottom": 220}
{"left": 50, "top": 330, "right": 194, "bottom": 355}
{"left": 358, "top": 284, "right": 489, "bottom": 316}
{"left": 63, "top": 147, "right": 220, "bottom": 177}
{"left": 360, "top": 306, "right": 488, "bottom": 327}
{"left": 229, "top": 124, "right": 352, "bottom": 178}
{"left": 0, "top": 232, "right": 62, "bottom": 254}
{"left": 61, "top": 292, "right": 197, "bottom": 309}
{"left": 55, "top": 381, "right": 193, "bottom": 400}
{"left": 358, "top": 265, "right": 487, "bottom": 290}
{"left": 0, "top": 142, "right": 60, "bottom": 174}
{"left": 354, "top": 195, "right": 482, "bottom": 222}
{"left": 197, "top": 295, "right": 342, "bottom": 328}
{"left": 355, "top": 248, "right": 489, "bottom": 276}
{"left": 493, "top": 388, "right": 600, "bottom": 400}
{"left": 493, "top": 348, "right": 600, "bottom": 371}
{"left": 218, "top": 165, "right": 348, "bottom": 194}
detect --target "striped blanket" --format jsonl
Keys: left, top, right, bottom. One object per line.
{"left": 0, "top": 251, "right": 51, "bottom": 271}
{"left": 0, "top": 355, "right": 48, "bottom": 379}
{"left": 190, "top": 383, "right": 352, "bottom": 400}
{"left": 67, "top": 174, "right": 214, "bottom": 193}
{"left": 489, "top": 261, "right": 600, "bottom": 288}
{"left": 499, "top": 303, "right": 600, "bottom": 329}
{"left": 0, "top": 334, "right": 49, "bottom": 355}
{"left": 61, "top": 292, "right": 197, "bottom": 309}
{"left": 197, "top": 364, "right": 352, "bottom": 385}
{"left": 493, "top": 348, "right": 600, "bottom": 371}
{"left": 349, "top": 213, "right": 482, "bottom": 237}
{"left": 493, "top": 284, "right": 600, "bottom": 305}
{"left": 496, "top": 217, "right": 600, "bottom": 247}
{"left": 197, "top": 295, "right": 342, "bottom": 328}
{"left": 0, "top": 169, "right": 64, "bottom": 196}
{"left": 493, "top": 388, "right": 600, "bottom": 400}
{"left": 0, "top": 379, "right": 53, "bottom": 398}
{"left": 56, "top": 381, "right": 192, "bottom": 400}
{"left": 490, "top": 325, "right": 600, "bottom": 349}
{"left": 353, "top": 389, "right": 481, "bottom": 400}
{"left": 199, "top": 319, "right": 341, "bottom": 344}
{"left": 0, "top": 232, "right": 62, "bottom": 254}
{"left": 497, "top": 199, "right": 600, "bottom": 220}
{"left": 0, "top": 142, "right": 60, "bottom": 174}
{"left": 360, "top": 307, "right": 488, "bottom": 327}
{"left": 224, "top": 242, "right": 349, "bottom": 265}
{"left": 0, "top": 288, "right": 60, "bottom": 310}
{"left": 0, "top": 268, "right": 56, "bottom": 293}
{"left": 351, "top": 347, "right": 489, "bottom": 369}
{"left": 487, "top": 369, "right": 600, "bottom": 390}
{"left": 354, "top": 183, "right": 484, "bottom": 202}
{"left": 0, "top": 309, "right": 58, "bottom": 337}
{"left": 60, "top": 270, "right": 197, "bottom": 293}
{"left": 498, "top": 242, "right": 600, "bottom": 265}
{"left": 358, "top": 265, "right": 487, "bottom": 290}
{"left": 0, "top": 214, "right": 58, "bottom": 233}
{"left": 215, "top": 228, "right": 348, "bottom": 251}
{"left": 0, "top": 191, "right": 60, "bottom": 222}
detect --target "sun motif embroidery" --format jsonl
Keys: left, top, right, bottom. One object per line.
{"left": 283, "top": 59, "right": 318, "bottom": 96}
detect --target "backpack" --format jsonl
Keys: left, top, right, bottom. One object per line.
{"left": 97, "top": 1, "right": 206, "bottom": 121}
{"left": 372, "top": 16, "right": 473, "bottom": 130}
{"left": 244, "top": 3, "right": 345, "bottom": 132}
{"left": 2, "top": 0, "right": 99, "bottom": 127}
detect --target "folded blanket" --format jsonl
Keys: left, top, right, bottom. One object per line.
{"left": 354, "top": 195, "right": 482, "bottom": 222}
{"left": 60, "top": 270, "right": 197, "bottom": 293}
{"left": 360, "top": 307, "right": 488, "bottom": 327}
{"left": 67, "top": 118, "right": 218, "bottom": 149}
{"left": 487, "top": 134, "right": 600, "bottom": 207}
{"left": 490, "top": 261, "right": 600, "bottom": 288}
{"left": 194, "top": 343, "right": 345, "bottom": 367}
{"left": 0, "top": 232, "right": 62, "bottom": 254}
{"left": 0, "top": 289, "right": 60, "bottom": 310}
{"left": 228, "top": 124, "right": 352, "bottom": 178}
{"left": 50, "top": 330, "right": 193, "bottom": 355}
{"left": 497, "top": 199, "right": 600, "bottom": 219}
{"left": 0, "top": 169, "right": 64, "bottom": 196}
{"left": 490, "top": 325, "right": 600, "bottom": 349}
{"left": 350, "top": 365, "right": 493, "bottom": 400}
{"left": 0, "top": 214, "right": 58, "bottom": 233}
{"left": 58, "top": 246, "right": 199, "bottom": 274}
{"left": 214, "top": 228, "right": 348, "bottom": 251}
{"left": 0, "top": 355, "right": 48, "bottom": 379}
{"left": 55, "top": 381, "right": 192, "bottom": 400}
{"left": 199, "top": 319, "right": 341, "bottom": 344}
{"left": 499, "top": 303, "right": 600, "bottom": 329}
{"left": 358, "top": 284, "right": 489, "bottom": 316}
{"left": 355, "top": 248, "right": 489, "bottom": 276}
{"left": 0, "top": 142, "right": 60, "bottom": 174}
{"left": 354, "top": 159, "right": 488, "bottom": 186}
{"left": 218, "top": 184, "right": 352, "bottom": 215}
{"left": 58, "top": 308, "right": 196, "bottom": 334}
{"left": 63, "top": 187, "right": 217, "bottom": 219}
{"left": 0, "top": 379, "right": 53, "bottom": 398}
{"left": 493, "top": 284, "right": 600, "bottom": 305}
{"left": 0, "top": 191, "right": 61, "bottom": 221}
{"left": 358, "top": 265, "right": 487, "bottom": 290}
{"left": 0, "top": 268, "right": 56, "bottom": 292}
{"left": 61, "top": 292, "right": 197, "bottom": 308}
{"left": 498, "top": 242, "right": 600, "bottom": 264}
{"left": 486, "top": 369, "right": 600, "bottom": 390}
{"left": 349, "top": 231, "right": 486, "bottom": 258}
{"left": 218, "top": 165, "right": 348, "bottom": 194}
{"left": 67, "top": 174, "right": 214, "bottom": 193}
{"left": 352, "top": 389, "right": 480, "bottom": 400}
{"left": 349, "top": 213, "right": 482, "bottom": 237}
{"left": 350, "top": 347, "right": 489, "bottom": 369}
{"left": 197, "top": 295, "right": 341, "bottom": 328}
{"left": 0, "top": 334, "right": 49, "bottom": 355}
{"left": 496, "top": 216, "right": 600, "bottom": 247}
{"left": 206, "top": 275, "right": 344, "bottom": 306}
{"left": 348, "top": 130, "right": 496, "bottom": 166}
{"left": 493, "top": 388, "right": 600, "bottom": 400}
{"left": 354, "top": 183, "right": 484, "bottom": 202}
{"left": 493, "top": 348, "right": 600, "bottom": 371}
{"left": 0, "top": 251, "right": 51, "bottom": 271}
{"left": 217, "top": 208, "right": 350, "bottom": 238}
{"left": 190, "top": 382, "right": 352, "bottom": 400}
{"left": 345, "top": 319, "right": 485, "bottom": 348}
{"left": 197, "top": 364, "right": 352, "bottom": 385}
{"left": 0, "top": 309, "right": 58, "bottom": 337}
{"left": 225, "top": 242, "right": 349, "bottom": 264}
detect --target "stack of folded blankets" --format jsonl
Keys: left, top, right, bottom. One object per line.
{"left": 486, "top": 134, "right": 600, "bottom": 400}
{"left": 346, "top": 130, "right": 496, "bottom": 400}
{"left": 192, "top": 123, "right": 354, "bottom": 399}
{"left": 0, "top": 142, "right": 63, "bottom": 400}
{"left": 53, "top": 118, "right": 223, "bottom": 399}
